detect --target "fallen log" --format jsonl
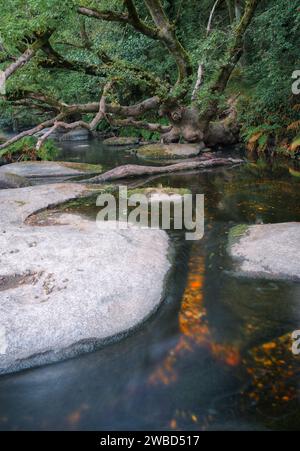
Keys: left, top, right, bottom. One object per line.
{"left": 83, "top": 157, "right": 243, "bottom": 184}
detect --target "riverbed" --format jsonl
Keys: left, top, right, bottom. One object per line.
{"left": 0, "top": 140, "right": 300, "bottom": 431}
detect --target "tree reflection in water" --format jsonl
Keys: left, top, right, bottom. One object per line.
{"left": 149, "top": 247, "right": 240, "bottom": 387}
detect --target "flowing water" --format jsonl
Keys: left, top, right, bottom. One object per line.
{"left": 0, "top": 140, "right": 300, "bottom": 431}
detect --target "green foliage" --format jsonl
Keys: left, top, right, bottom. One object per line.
{"left": 228, "top": 224, "right": 249, "bottom": 249}
{"left": 291, "top": 135, "right": 300, "bottom": 152}
{"left": 0, "top": 0, "right": 298, "bottom": 155}
{"left": 36, "top": 139, "right": 59, "bottom": 161}
{"left": 237, "top": 0, "right": 299, "bottom": 146}
{"left": 0, "top": 137, "right": 59, "bottom": 161}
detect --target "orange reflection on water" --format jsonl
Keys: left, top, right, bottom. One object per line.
{"left": 244, "top": 334, "right": 299, "bottom": 406}
{"left": 66, "top": 404, "right": 89, "bottom": 428}
{"left": 149, "top": 249, "right": 240, "bottom": 387}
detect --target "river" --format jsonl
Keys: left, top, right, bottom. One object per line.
{"left": 0, "top": 140, "right": 300, "bottom": 430}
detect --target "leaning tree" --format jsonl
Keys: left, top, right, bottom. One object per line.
{"left": 0, "top": 0, "right": 261, "bottom": 151}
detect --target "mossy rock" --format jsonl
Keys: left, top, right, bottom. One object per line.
{"left": 228, "top": 224, "right": 250, "bottom": 250}
{"left": 103, "top": 137, "right": 140, "bottom": 147}
{"left": 61, "top": 162, "right": 102, "bottom": 173}
{"left": 128, "top": 187, "right": 191, "bottom": 197}
{"left": 128, "top": 187, "right": 192, "bottom": 204}
{"left": 136, "top": 144, "right": 203, "bottom": 160}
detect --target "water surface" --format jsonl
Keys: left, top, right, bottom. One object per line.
{"left": 0, "top": 142, "right": 300, "bottom": 431}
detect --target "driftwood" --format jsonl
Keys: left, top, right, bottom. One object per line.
{"left": 84, "top": 157, "right": 243, "bottom": 184}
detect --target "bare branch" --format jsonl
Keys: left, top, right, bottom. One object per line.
{"left": 77, "top": 6, "right": 129, "bottom": 25}
{"left": 144, "top": 0, "right": 192, "bottom": 83}
{"left": 78, "top": 2, "right": 158, "bottom": 39}
{"left": 78, "top": 0, "right": 191, "bottom": 85}
{"left": 191, "top": 64, "right": 204, "bottom": 102}
{"left": 40, "top": 39, "right": 165, "bottom": 93}
{"left": 40, "top": 41, "right": 102, "bottom": 77}
{"left": 35, "top": 120, "right": 90, "bottom": 151}
{"left": 35, "top": 123, "right": 60, "bottom": 150}
{"left": 36, "top": 81, "right": 114, "bottom": 149}
{"left": 0, "top": 114, "right": 64, "bottom": 151}
{"left": 1, "top": 87, "right": 165, "bottom": 153}
{"left": 2, "top": 32, "right": 52, "bottom": 82}
{"left": 66, "top": 96, "right": 162, "bottom": 117}
{"left": 108, "top": 117, "right": 172, "bottom": 133}
{"left": 84, "top": 157, "right": 243, "bottom": 184}
{"left": 107, "top": 96, "right": 162, "bottom": 117}
{"left": 207, "top": 0, "right": 224, "bottom": 35}
{"left": 201, "top": 0, "right": 261, "bottom": 126}
{"left": 90, "top": 81, "right": 114, "bottom": 130}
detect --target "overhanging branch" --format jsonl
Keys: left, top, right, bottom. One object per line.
{"left": 0, "top": 83, "right": 167, "bottom": 152}
{"left": 78, "top": 0, "right": 192, "bottom": 86}
{"left": 78, "top": 2, "right": 158, "bottom": 39}
{"left": 2, "top": 31, "right": 53, "bottom": 82}
{"left": 144, "top": 0, "right": 192, "bottom": 84}
{"left": 108, "top": 117, "right": 172, "bottom": 133}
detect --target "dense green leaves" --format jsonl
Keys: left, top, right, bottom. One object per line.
{"left": 0, "top": 0, "right": 298, "bottom": 151}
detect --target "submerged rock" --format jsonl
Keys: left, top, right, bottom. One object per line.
{"left": 35, "top": 127, "right": 90, "bottom": 141}
{"left": 60, "top": 128, "right": 90, "bottom": 142}
{"left": 0, "top": 183, "right": 170, "bottom": 375}
{"left": 0, "top": 161, "right": 102, "bottom": 182}
{"left": 128, "top": 187, "right": 191, "bottom": 204}
{"left": 137, "top": 143, "right": 204, "bottom": 160}
{"left": 34, "top": 127, "right": 64, "bottom": 140}
{"left": 103, "top": 136, "right": 140, "bottom": 147}
{"left": 228, "top": 223, "right": 300, "bottom": 281}
{"left": 0, "top": 172, "right": 31, "bottom": 189}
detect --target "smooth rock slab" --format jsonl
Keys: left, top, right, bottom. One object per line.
{"left": 0, "top": 172, "right": 31, "bottom": 189}
{"left": 137, "top": 143, "right": 204, "bottom": 160}
{"left": 229, "top": 223, "right": 300, "bottom": 281}
{"left": 0, "top": 184, "right": 170, "bottom": 375}
{"left": 0, "top": 161, "right": 102, "bottom": 180}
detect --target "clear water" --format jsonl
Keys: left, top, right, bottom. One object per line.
{"left": 0, "top": 140, "right": 300, "bottom": 431}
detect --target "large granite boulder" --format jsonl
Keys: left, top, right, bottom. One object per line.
{"left": 0, "top": 183, "right": 170, "bottom": 375}
{"left": 228, "top": 223, "right": 300, "bottom": 281}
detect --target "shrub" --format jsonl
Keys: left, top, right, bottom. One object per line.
{"left": 0, "top": 137, "right": 59, "bottom": 162}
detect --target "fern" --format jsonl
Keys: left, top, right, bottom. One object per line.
{"left": 243, "top": 124, "right": 281, "bottom": 153}
{"left": 288, "top": 120, "right": 300, "bottom": 131}
{"left": 290, "top": 135, "right": 300, "bottom": 152}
